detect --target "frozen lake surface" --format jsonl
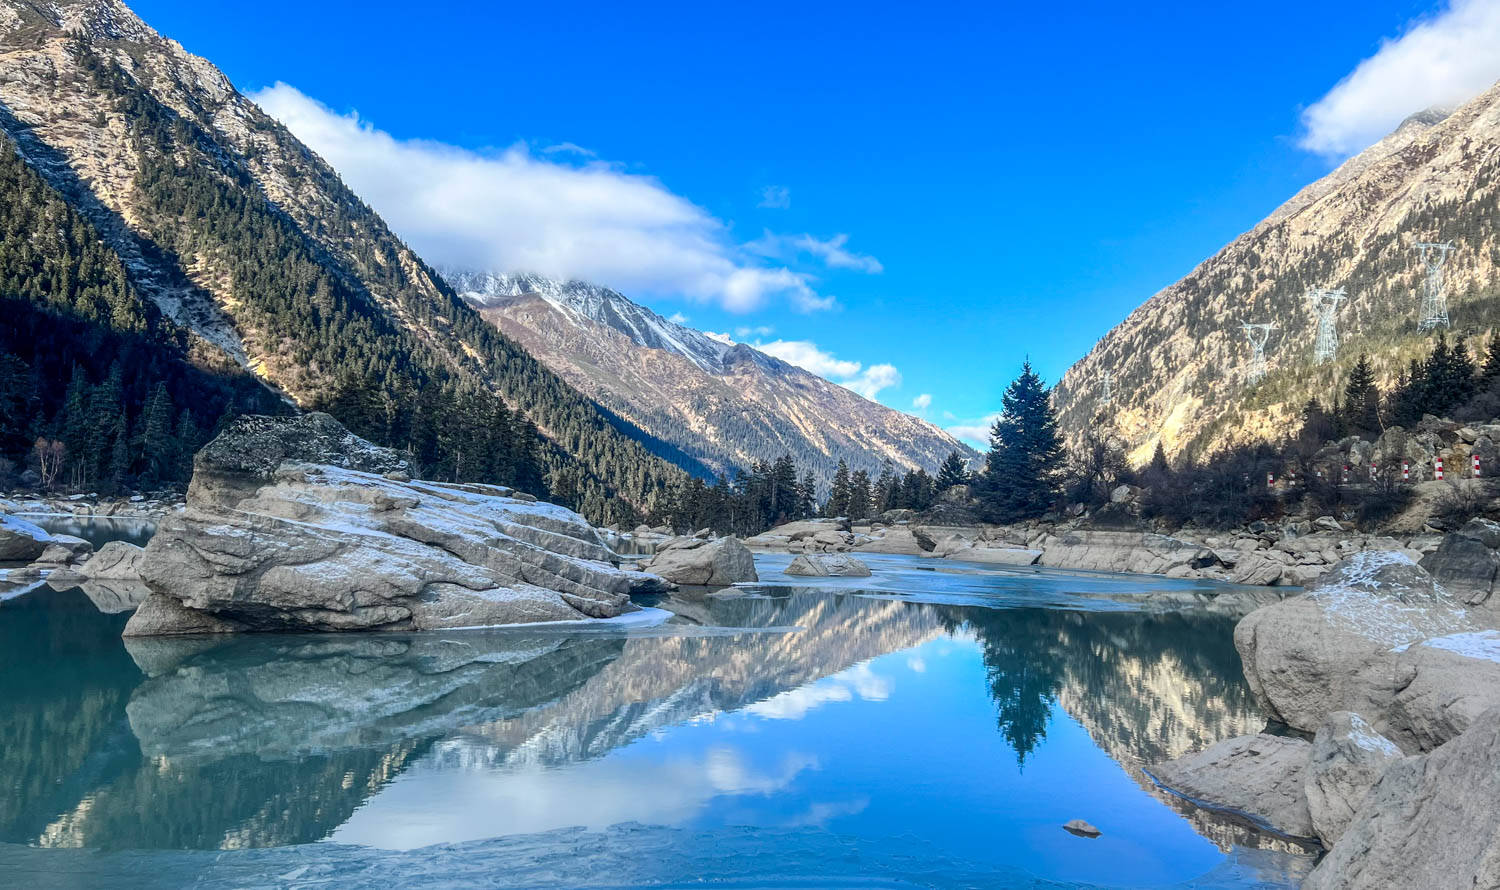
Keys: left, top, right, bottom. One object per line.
{"left": 0, "top": 539, "right": 1316, "bottom": 888}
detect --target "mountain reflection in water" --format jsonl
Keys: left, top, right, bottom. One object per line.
{"left": 0, "top": 560, "right": 1314, "bottom": 888}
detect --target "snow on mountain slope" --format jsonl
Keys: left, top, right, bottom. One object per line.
{"left": 448, "top": 270, "right": 977, "bottom": 488}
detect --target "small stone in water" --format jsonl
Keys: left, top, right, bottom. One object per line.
{"left": 1063, "top": 819, "right": 1101, "bottom": 838}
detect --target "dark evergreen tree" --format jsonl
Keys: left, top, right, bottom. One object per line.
{"left": 936, "top": 450, "right": 969, "bottom": 490}
{"left": 825, "top": 459, "right": 851, "bottom": 517}
{"left": 847, "top": 469, "right": 872, "bottom": 521}
{"left": 1341, "top": 355, "right": 1382, "bottom": 437}
{"left": 976, "top": 361, "right": 1063, "bottom": 523}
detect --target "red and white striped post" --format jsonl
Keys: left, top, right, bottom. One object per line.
{"left": 1342, "top": 465, "right": 1350, "bottom": 484}
{"left": 1267, "top": 472, "right": 1275, "bottom": 486}
{"left": 1436, "top": 457, "right": 1445, "bottom": 481}
{"left": 1370, "top": 463, "right": 1377, "bottom": 481}
{"left": 1475, "top": 455, "right": 1482, "bottom": 478}
{"left": 1403, "top": 461, "right": 1410, "bottom": 482}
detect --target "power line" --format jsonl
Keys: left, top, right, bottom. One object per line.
{"left": 1414, "top": 241, "right": 1456, "bottom": 331}
{"left": 1242, "top": 323, "right": 1275, "bottom": 383}
{"left": 1307, "top": 288, "right": 1346, "bottom": 364}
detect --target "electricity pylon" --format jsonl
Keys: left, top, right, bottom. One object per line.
{"left": 1242, "top": 323, "right": 1275, "bottom": 384}
{"left": 1100, "top": 371, "right": 1114, "bottom": 406}
{"left": 1414, "top": 241, "right": 1456, "bottom": 331}
{"left": 1307, "top": 288, "right": 1346, "bottom": 364}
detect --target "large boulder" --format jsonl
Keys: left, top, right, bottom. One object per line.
{"left": 124, "top": 415, "right": 663, "bottom": 636}
{"left": 1304, "top": 712, "right": 1405, "bottom": 846}
{"left": 32, "top": 533, "right": 92, "bottom": 565}
{"left": 1036, "top": 530, "right": 1220, "bottom": 577}
{"left": 0, "top": 514, "right": 52, "bottom": 561}
{"left": 1234, "top": 551, "right": 1481, "bottom": 734}
{"left": 1420, "top": 517, "right": 1500, "bottom": 610}
{"left": 784, "top": 553, "right": 872, "bottom": 577}
{"left": 854, "top": 526, "right": 936, "bottom": 555}
{"left": 1385, "top": 630, "right": 1500, "bottom": 751}
{"left": 639, "top": 536, "right": 757, "bottom": 586}
{"left": 187, "top": 412, "right": 411, "bottom": 507}
{"left": 1303, "top": 707, "right": 1500, "bottom": 890}
{"left": 1147, "top": 733, "right": 1316, "bottom": 840}
{"left": 75, "top": 540, "right": 147, "bottom": 581}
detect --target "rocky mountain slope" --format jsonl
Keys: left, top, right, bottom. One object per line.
{"left": 1054, "top": 84, "right": 1500, "bottom": 464}
{"left": 447, "top": 270, "right": 976, "bottom": 488}
{"left": 0, "top": 0, "right": 691, "bottom": 519}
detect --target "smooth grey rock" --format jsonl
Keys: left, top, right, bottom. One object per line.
{"left": 32, "top": 533, "right": 92, "bottom": 565}
{"left": 1386, "top": 630, "right": 1500, "bottom": 752}
{"left": 1420, "top": 518, "right": 1500, "bottom": 609}
{"left": 1303, "top": 707, "right": 1500, "bottom": 890}
{"left": 0, "top": 513, "right": 52, "bottom": 561}
{"left": 640, "top": 536, "right": 757, "bottom": 586}
{"left": 1062, "top": 819, "right": 1101, "bottom": 838}
{"left": 854, "top": 526, "right": 936, "bottom": 555}
{"left": 1305, "top": 712, "right": 1404, "bottom": 846}
{"left": 189, "top": 412, "right": 411, "bottom": 507}
{"left": 784, "top": 553, "right": 872, "bottom": 577}
{"left": 943, "top": 543, "right": 1043, "bottom": 566}
{"left": 1234, "top": 552, "right": 1480, "bottom": 733}
{"left": 1149, "top": 733, "right": 1315, "bottom": 839}
{"left": 125, "top": 415, "right": 659, "bottom": 635}
{"left": 75, "top": 540, "right": 146, "bottom": 580}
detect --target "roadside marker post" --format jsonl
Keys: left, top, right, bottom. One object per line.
{"left": 1436, "top": 458, "right": 1445, "bottom": 481}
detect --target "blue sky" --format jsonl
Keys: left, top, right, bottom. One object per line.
{"left": 132, "top": 0, "right": 1500, "bottom": 446}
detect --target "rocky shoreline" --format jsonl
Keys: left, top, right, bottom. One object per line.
{"left": 738, "top": 514, "right": 1443, "bottom": 590}
{"left": 1141, "top": 550, "right": 1500, "bottom": 887}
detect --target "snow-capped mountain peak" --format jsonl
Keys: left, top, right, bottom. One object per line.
{"left": 442, "top": 269, "right": 736, "bottom": 374}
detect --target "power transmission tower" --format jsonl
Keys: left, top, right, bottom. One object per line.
{"left": 1414, "top": 241, "right": 1456, "bottom": 330}
{"left": 1307, "top": 288, "right": 1346, "bottom": 364}
{"left": 1242, "top": 323, "right": 1275, "bottom": 383}
{"left": 1099, "top": 371, "right": 1114, "bottom": 406}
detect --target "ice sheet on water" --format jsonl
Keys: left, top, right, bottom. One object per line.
{"left": 0, "top": 825, "right": 1314, "bottom": 889}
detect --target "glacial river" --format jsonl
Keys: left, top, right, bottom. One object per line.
{"left": 0, "top": 539, "right": 1317, "bottom": 888}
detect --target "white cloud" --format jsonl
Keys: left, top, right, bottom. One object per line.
{"left": 734, "top": 324, "right": 775, "bottom": 339}
{"left": 541, "top": 141, "right": 596, "bottom": 158}
{"left": 1300, "top": 0, "right": 1500, "bottom": 157}
{"left": 758, "top": 185, "right": 791, "bottom": 208}
{"left": 792, "top": 234, "right": 884, "bottom": 273}
{"left": 912, "top": 393, "right": 932, "bottom": 413}
{"left": 668, "top": 311, "right": 689, "bottom": 324}
{"left": 748, "top": 231, "right": 884, "bottom": 274}
{"left": 945, "top": 413, "right": 1000, "bottom": 450}
{"left": 754, "top": 339, "right": 902, "bottom": 401}
{"left": 251, "top": 83, "right": 834, "bottom": 313}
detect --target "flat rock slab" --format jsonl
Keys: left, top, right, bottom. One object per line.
{"left": 784, "top": 553, "right": 871, "bottom": 577}
{"left": 1149, "top": 733, "right": 1316, "bottom": 840}
{"left": 125, "top": 414, "right": 664, "bottom": 635}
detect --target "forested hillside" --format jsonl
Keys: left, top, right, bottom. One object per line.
{"left": 0, "top": 130, "right": 280, "bottom": 491}
{"left": 0, "top": 1, "right": 703, "bottom": 522}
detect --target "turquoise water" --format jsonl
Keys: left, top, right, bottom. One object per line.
{"left": 0, "top": 548, "right": 1315, "bottom": 889}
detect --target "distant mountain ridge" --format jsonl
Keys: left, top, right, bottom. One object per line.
{"left": 447, "top": 269, "right": 977, "bottom": 488}
{"left": 1053, "top": 83, "right": 1500, "bottom": 463}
